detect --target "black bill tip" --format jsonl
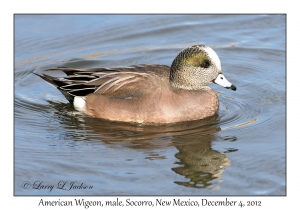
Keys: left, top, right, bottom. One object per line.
{"left": 226, "top": 84, "right": 237, "bottom": 91}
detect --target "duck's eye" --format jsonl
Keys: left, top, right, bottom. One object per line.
{"left": 200, "top": 59, "right": 211, "bottom": 68}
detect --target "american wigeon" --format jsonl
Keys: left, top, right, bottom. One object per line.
{"left": 35, "top": 45, "right": 236, "bottom": 124}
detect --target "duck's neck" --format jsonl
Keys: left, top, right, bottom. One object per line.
{"left": 170, "top": 80, "right": 211, "bottom": 91}
{"left": 169, "top": 66, "right": 210, "bottom": 91}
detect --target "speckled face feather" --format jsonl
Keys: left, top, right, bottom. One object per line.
{"left": 170, "top": 45, "right": 222, "bottom": 90}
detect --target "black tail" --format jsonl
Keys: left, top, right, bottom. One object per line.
{"left": 33, "top": 73, "right": 60, "bottom": 88}
{"left": 34, "top": 72, "right": 96, "bottom": 104}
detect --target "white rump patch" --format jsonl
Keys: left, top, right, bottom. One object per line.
{"left": 73, "top": 96, "right": 86, "bottom": 113}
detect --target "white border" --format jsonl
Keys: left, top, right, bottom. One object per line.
{"left": 6, "top": 0, "right": 294, "bottom": 209}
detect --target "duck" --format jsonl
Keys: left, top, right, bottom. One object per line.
{"left": 35, "top": 45, "right": 236, "bottom": 124}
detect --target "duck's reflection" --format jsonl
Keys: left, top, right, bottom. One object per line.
{"left": 49, "top": 101, "right": 234, "bottom": 189}
{"left": 171, "top": 135, "right": 230, "bottom": 188}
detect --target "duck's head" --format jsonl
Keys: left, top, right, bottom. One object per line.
{"left": 170, "top": 45, "right": 236, "bottom": 91}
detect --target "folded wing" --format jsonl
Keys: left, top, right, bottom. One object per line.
{"left": 35, "top": 64, "right": 170, "bottom": 103}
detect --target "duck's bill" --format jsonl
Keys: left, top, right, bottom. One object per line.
{"left": 214, "top": 74, "right": 236, "bottom": 91}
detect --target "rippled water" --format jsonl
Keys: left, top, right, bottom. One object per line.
{"left": 14, "top": 14, "right": 285, "bottom": 195}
